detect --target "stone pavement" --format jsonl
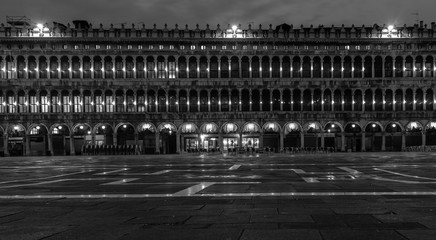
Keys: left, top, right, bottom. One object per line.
{"left": 0, "top": 152, "right": 436, "bottom": 239}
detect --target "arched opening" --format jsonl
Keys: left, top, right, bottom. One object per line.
{"left": 231, "top": 89, "right": 239, "bottom": 111}
{"left": 354, "top": 90, "right": 363, "bottom": 111}
{"left": 292, "top": 56, "right": 301, "bottom": 78}
{"left": 94, "top": 124, "right": 114, "bottom": 147}
{"left": 395, "top": 89, "right": 403, "bottom": 111}
{"left": 180, "top": 123, "right": 197, "bottom": 153}
{"left": 302, "top": 56, "right": 311, "bottom": 78}
{"left": 405, "top": 56, "right": 413, "bottom": 77}
{"left": 282, "top": 88, "right": 291, "bottom": 111}
{"left": 425, "top": 122, "right": 436, "bottom": 146}
{"left": 73, "top": 124, "right": 92, "bottom": 155}
{"left": 272, "top": 89, "right": 281, "bottom": 111}
{"left": 7, "top": 125, "right": 26, "bottom": 156}
{"left": 405, "top": 122, "right": 423, "bottom": 147}
{"left": 146, "top": 56, "right": 155, "bottom": 78}
{"left": 200, "top": 56, "right": 208, "bottom": 78}
{"left": 405, "top": 89, "right": 413, "bottom": 111}
{"left": 189, "top": 90, "right": 198, "bottom": 112}
{"left": 231, "top": 56, "right": 239, "bottom": 78}
{"left": 178, "top": 90, "right": 187, "bottom": 112}
{"left": 168, "top": 89, "right": 177, "bottom": 112}
{"left": 178, "top": 56, "right": 187, "bottom": 78}
{"left": 343, "top": 56, "right": 352, "bottom": 78}
{"left": 222, "top": 123, "right": 240, "bottom": 152}
{"left": 200, "top": 90, "right": 208, "bottom": 112}
{"left": 354, "top": 56, "right": 362, "bottom": 78}
{"left": 221, "top": 89, "right": 229, "bottom": 112}
{"left": 323, "top": 89, "right": 332, "bottom": 111}
{"left": 251, "top": 89, "right": 260, "bottom": 111}
{"left": 104, "top": 56, "right": 113, "bottom": 79}
{"left": 125, "top": 56, "right": 134, "bottom": 78}
{"left": 159, "top": 123, "right": 176, "bottom": 154}
{"left": 199, "top": 123, "right": 219, "bottom": 152}
{"left": 262, "top": 122, "right": 280, "bottom": 152}
{"left": 272, "top": 56, "right": 280, "bottom": 78}
{"left": 241, "top": 56, "right": 249, "bottom": 78}
{"left": 138, "top": 123, "right": 156, "bottom": 154}
{"left": 261, "top": 56, "right": 270, "bottom": 78}
{"left": 51, "top": 124, "right": 71, "bottom": 155}
{"left": 425, "top": 56, "right": 434, "bottom": 77}
{"left": 117, "top": 124, "right": 135, "bottom": 147}
{"left": 333, "top": 56, "right": 341, "bottom": 78}
{"left": 324, "top": 122, "right": 342, "bottom": 151}
{"left": 374, "top": 89, "right": 383, "bottom": 111}
{"left": 241, "top": 89, "right": 250, "bottom": 111}
{"left": 157, "top": 56, "right": 166, "bottom": 79}
{"left": 284, "top": 122, "right": 301, "bottom": 149}
{"left": 385, "top": 89, "right": 393, "bottom": 111}
{"left": 344, "top": 123, "right": 362, "bottom": 152}
{"left": 157, "top": 89, "right": 166, "bottom": 112}
{"left": 28, "top": 124, "right": 49, "bottom": 156}
{"left": 39, "top": 56, "right": 48, "bottom": 79}
{"left": 415, "top": 56, "right": 423, "bottom": 77}
{"left": 304, "top": 122, "right": 322, "bottom": 148}
{"left": 147, "top": 89, "right": 156, "bottom": 112}
{"left": 303, "top": 89, "right": 311, "bottom": 111}
{"left": 220, "top": 56, "right": 229, "bottom": 78}
{"left": 395, "top": 56, "right": 403, "bottom": 77}
{"left": 374, "top": 56, "right": 383, "bottom": 78}
{"left": 93, "top": 56, "right": 102, "bottom": 78}
{"left": 313, "top": 56, "right": 321, "bottom": 78}
{"left": 115, "top": 56, "right": 123, "bottom": 78}
{"left": 61, "top": 56, "right": 69, "bottom": 79}
{"left": 209, "top": 56, "right": 218, "bottom": 78}
{"left": 364, "top": 89, "right": 373, "bottom": 111}
{"left": 385, "top": 56, "right": 393, "bottom": 77}
{"left": 50, "top": 56, "right": 59, "bottom": 79}
{"left": 365, "top": 123, "right": 382, "bottom": 151}
{"left": 426, "top": 89, "right": 434, "bottom": 111}
{"left": 344, "top": 89, "right": 352, "bottom": 111}
{"left": 210, "top": 89, "right": 219, "bottom": 112}
{"left": 385, "top": 123, "right": 403, "bottom": 151}
{"left": 262, "top": 89, "right": 270, "bottom": 111}
{"left": 364, "top": 56, "right": 372, "bottom": 78}
{"left": 416, "top": 89, "right": 424, "bottom": 111}
{"left": 251, "top": 56, "right": 260, "bottom": 78}
{"left": 242, "top": 122, "right": 261, "bottom": 152}
{"left": 293, "top": 89, "right": 301, "bottom": 111}
{"left": 189, "top": 56, "right": 197, "bottom": 78}
{"left": 333, "top": 90, "right": 342, "bottom": 111}
{"left": 136, "top": 56, "right": 145, "bottom": 78}
{"left": 282, "top": 56, "right": 291, "bottom": 78}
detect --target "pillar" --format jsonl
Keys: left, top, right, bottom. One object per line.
{"left": 279, "top": 132, "right": 284, "bottom": 152}
{"left": 300, "top": 132, "right": 305, "bottom": 148}
{"left": 361, "top": 132, "right": 366, "bottom": 151}
{"left": 25, "top": 135, "right": 31, "bottom": 156}
{"left": 70, "top": 134, "right": 75, "bottom": 155}
{"left": 422, "top": 132, "right": 426, "bottom": 147}
{"left": 3, "top": 134, "right": 9, "bottom": 156}
{"left": 47, "top": 133, "right": 53, "bottom": 156}
{"left": 401, "top": 133, "right": 406, "bottom": 149}
{"left": 381, "top": 132, "right": 386, "bottom": 151}
{"left": 341, "top": 133, "right": 346, "bottom": 151}
{"left": 218, "top": 134, "right": 223, "bottom": 153}
{"left": 176, "top": 133, "right": 181, "bottom": 153}
{"left": 320, "top": 133, "right": 325, "bottom": 148}
{"left": 155, "top": 132, "right": 160, "bottom": 154}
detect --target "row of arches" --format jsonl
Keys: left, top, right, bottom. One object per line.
{"left": 1, "top": 88, "right": 434, "bottom": 113}
{"left": 2, "top": 54, "right": 436, "bottom": 79}
{"left": 1, "top": 120, "right": 435, "bottom": 156}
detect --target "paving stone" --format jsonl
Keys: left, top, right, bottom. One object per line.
{"left": 240, "top": 229, "right": 322, "bottom": 240}
{"left": 118, "top": 228, "right": 242, "bottom": 240}
{"left": 398, "top": 230, "right": 436, "bottom": 240}
{"left": 320, "top": 229, "right": 408, "bottom": 240}
{"left": 185, "top": 214, "right": 250, "bottom": 224}
{"left": 0, "top": 226, "right": 72, "bottom": 240}
{"left": 250, "top": 214, "right": 313, "bottom": 223}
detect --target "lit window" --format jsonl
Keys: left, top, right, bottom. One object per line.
{"left": 355, "top": 45, "right": 360, "bottom": 50}
{"left": 62, "top": 44, "right": 68, "bottom": 49}
{"left": 117, "top": 45, "right": 122, "bottom": 49}
{"left": 200, "top": 45, "right": 206, "bottom": 50}
{"left": 106, "top": 45, "right": 111, "bottom": 49}
{"left": 149, "top": 45, "right": 154, "bottom": 50}
{"left": 222, "top": 45, "right": 227, "bottom": 50}
{"left": 211, "top": 45, "right": 216, "bottom": 50}
{"left": 242, "top": 45, "right": 247, "bottom": 50}
{"left": 84, "top": 45, "right": 89, "bottom": 49}
{"left": 365, "top": 45, "right": 371, "bottom": 50}
{"left": 345, "top": 45, "right": 350, "bottom": 50}
{"left": 253, "top": 46, "right": 258, "bottom": 50}
{"left": 314, "top": 46, "right": 319, "bottom": 50}
{"left": 263, "top": 45, "right": 268, "bottom": 50}
{"left": 180, "top": 45, "right": 185, "bottom": 50}
{"left": 169, "top": 45, "right": 174, "bottom": 49}
{"left": 159, "top": 45, "right": 164, "bottom": 50}
{"left": 127, "top": 45, "right": 132, "bottom": 49}
{"left": 191, "top": 45, "right": 195, "bottom": 50}
{"left": 74, "top": 45, "right": 79, "bottom": 50}
{"left": 232, "top": 46, "right": 237, "bottom": 50}
{"left": 95, "top": 45, "right": 100, "bottom": 49}
{"left": 138, "top": 45, "right": 143, "bottom": 49}
{"left": 273, "top": 46, "right": 278, "bottom": 50}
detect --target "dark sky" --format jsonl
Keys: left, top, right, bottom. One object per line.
{"left": 2, "top": 0, "right": 436, "bottom": 29}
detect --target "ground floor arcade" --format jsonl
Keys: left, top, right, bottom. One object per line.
{"left": 0, "top": 120, "right": 435, "bottom": 156}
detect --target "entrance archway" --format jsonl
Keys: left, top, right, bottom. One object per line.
{"left": 242, "top": 122, "right": 261, "bottom": 152}
{"left": 324, "top": 122, "right": 342, "bottom": 151}
{"left": 138, "top": 123, "right": 156, "bottom": 154}
{"left": 405, "top": 121, "right": 423, "bottom": 147}
{"left": 28, "top": 124, "right": 49, "bottom": 156}
{"left": 93, "top": 123, "right": 114, "bottom": 146}
{"left": 179, "top": 122, "right": 198, "bottom": 153}
{"left": 364, "top": 122, "right": 383, "bottom": 151}
{"left": 73, "top": 124, "right": 92, "bottom": 155}
{"left": 426, "top": 122, "right": 436, "bottom": 146}
{"left": 50, "top": 124, "right": 71, "bottom": 155}
{"left": 199, "top": 123, "right": 219, "bottom": 152}
{"left": 7, "top": 124, "right": 26, "bottom": 156}
{"left": 262, "top": 122, "right": 280, "bottom": 152}
{"left": 221, "top": 122, "right": 240, "bottom": 152}
{"left": 284, "top": 122, "right": 301, "bottom": 150}
{"left": 385, "top": 122, "right": 403, "bottom": 151}
{"left": 158, "top": 123, "right": 177, "bottom": 154}
{"left": 344, "top": 123, "right": 362, "bottom": 152}
{"left": 303, "top": 122, "right": 322, "bottom": 148}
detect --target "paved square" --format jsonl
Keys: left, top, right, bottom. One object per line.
{"left": 1, "top": 152, "right": 436, "bottom": 239}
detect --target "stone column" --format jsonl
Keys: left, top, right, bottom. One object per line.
{"left": 25, "top": 135, "right": 31, "bottom": 156}
{"left": 279, "top": 132, "right": 284, "bottom": 152}
{"left": 47, "top": 133, "right": 53, "bottom": 156}
{"left": 70, "top": 134, "right": 75, "bottom": 155}
{"left": 68, "top": 59, "right": 72, "bottom": 79}
{"left": 341, "top": 133, "right": 346, "bottom": 151}
{"left": 300, "top": 132, "right": 305, "bottom": 148}
{"left": 320, "top": 133, "right": 325, "bottom": 148}
{"left": 310, "top": 59, "right": 314, "bottom": 78}
{"left": 3, "top": 134, "right": 9, "bottom": 156}
{"left": 176, "top": 132, "right": 181, "bottom": 153}
{"left": 361, "top": 132, "right": 366, "bottom": 151}
{"left": 401, "top": 133, "right": 406, "bottom": 149}
{"left": 24, "top": 58, "right": 29, "bottom": 79}
{"left": 155, "top": 132, "right": 160, "bottom": 154}
{"left": 218, "top": 134, "right": 223, "bottom": 153}
{"left": 381, "top": 132, "right": 386, "bottom": 151}
{"left": 249, "top": 58, "right": 252, "bottom": 78}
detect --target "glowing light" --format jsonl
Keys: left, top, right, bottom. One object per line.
{"left": 388, "top": 25, "right": 394, "bottom": 31}
{"left": 232, "top": 25, "right": 237, "bottom": 32}
{"left": 36, "top": 23, "right": 44, "bottom": 29}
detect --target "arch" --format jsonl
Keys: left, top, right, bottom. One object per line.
{"left": 179, "top": 122, "right": 199, "bottom": 134}
{"left": 231, "top": 56, "right": 239, "bottom": 78}
{"left": 283, "top": 122, "right": 303, "bottom": 134}
{"left": 7, "top": 124, "right": 26, "bottom": 135}
{"left": 72, "top": 123, "right": 92, "bottom": 134}
{"left": 364, "top": 122, "right": 383, "bottom": 132}
{"left": 157, "top": 122, "right": 177, "bottom": 133}
{"left": 49, "top": 123, "right": 71, "bottom": 135}
{"left": 27, "top": 123, "right": 49, "bottom": 135}
{"left": 114, "top": 122, "right": 135, "bottom": 134}
{"left": 313, "top": 56, "right": 321, "bottom": 78}
{"left": 385, "top": 122, "right": 404, "bottom": 132}
{"left": 199, "top": 122, "right": 219, "bottom": 134}
{"left": 137, "top": 122, "right": 157, "bottom": 133}
{"left": 242, "top": 122, "right": 261, "bottom": 134}
{"left": 303, "top": 122, "right": 322, "bottom": 133}
{"left": 93, "top": 123, "right": 114, "bottom": 135}
{"left": 262, "top": 122, "right": 281, "bottom": 133}
{"left": 324, "top": 122, "right": 344, "bottom": 133}
{"left": 405, "top": 121, "right": 423, "bottom": 132}
{"left": 221, "top": 122, "right": 239, "bottom": 134}
{"left": 344, "top": 122, "right": 363, "bottom": 133}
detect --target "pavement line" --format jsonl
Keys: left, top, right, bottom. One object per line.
{"left": 120, "top": 170, "right": 172, "bottom": 175}
{"left": 94, "top": 168, "right": 129, "bottom": 175}
{"left": 374, "top": 168, "right": 436, "bottom": 181}
{"left": 101, "top": 178, "right": 140, "bottom": 185}
{"left": 2, "top": 191, "right": 436, "bottom": 199}
{"left": 173, "top": 182, "right": 216, "bottom": 196}
{"left": 302, "top": 177, "right": 320, "bottom": 183}
{"left": 338, "top": 167, "right": 363, "bottom": 175}
{"left": 229, "top": 165, "right": 241, "bottom": 170}
{"left": 0, "top": 178, "right": 112, "bottom": 189}
{"left": 0, "top": 171, "right": 92, "bottom": 185}
{"left": 292, "top": 169, "right": 306, "bottom": 174}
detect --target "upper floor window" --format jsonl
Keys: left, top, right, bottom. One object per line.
{"left": 263, "top": 45, "right": 268, "bottom": 50}
{"left": 242, "top": 45, "right": 247, "bottom": 50}
{"left": 159, "top": 45, "right": 164, "bottom": 50}
{"left": 201, "top": 45, "right": 206, "bottom": 50}
{"left": 180, "top": 45, "right": 185, "bottom": 50}
{"left": 117, "top": 45, "right": 122, "bottom": 50}
{"left": 148, "top": 45, "right": 154, "bottom": 50}
{"left": 345, "top": 45, "right": 350, "bottom": 50}
{"left": 211, "top": 45, "right": 216, "bottom": 50}
{"left": 95, "top": 45, "right": 100, "bottom": 49}
{"left": 232, "top": 46, "right": 237, "bottom": 50}
{"left": 190, "top": 45, "right": 196, "bottom": 50}
{"left": 84, "top": 45, "right": 90, "bottom": 49}
{"left": 221, "top": 45, "right": 227, "bottom": 50}
{"left": 74, "top": 45, "right": 79, "bottom": 50}
{"left": 169, "top": 45, "right": 174, "bottom": 49}
{"left": 62, "top": 44, "right": 68, "bottom": 49}
{"left": 355, "top": 45, "right": 360, "bottom": 50}
{"left": 138, "top": 45, "right": 143, "bottom": 49}
{"left": 253, "top": 46, "right": 258, "bottom": 50}
{"left": 127, "top": 45, "right": 132, "bottom": 49}
{"left": 106, "top": 45, "right": 111, "bottom": 49}
{"left": 365, "top": 45, "right": 371, "bottom": 50}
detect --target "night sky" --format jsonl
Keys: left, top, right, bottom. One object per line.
{"left": 2, "top": 0, "right": 436, "bottom": 29}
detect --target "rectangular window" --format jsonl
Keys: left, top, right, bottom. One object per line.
{"left": 30, "top": 95, "right": 38, "bottom": 113}
{"left": 243, "top": 45, "right": 247, "bottom": 50}
{"left": 73, "top": 95, "right": 82, "bottom": 113}
{"left": 191, "top": 45, "right": 196, "bottom": 50}
{"left": 74, "top": 45, "right": 79, "bottom": 50}
{"left": 127, "top": 45, "right": 132, "bottom": 49}
{"left": 168, "top": 61, "right": 176, "bottom": 78}
{"left": 355, "top": 45, "right": 361, "bottom": 50}
{"left": 137, "top": 95, "right": 145, "bottom": 112}
{"left": 201, "top": 45, "right": 206, "bottom": 50}
{"left": 84, "top": 45, "right": 90, "bottom": 50}
{"left": 51, "top": 96, "right": 60, "bottom": 113}
{"left": 62, "top": 95, "right": 70, "bottom": 113}
{"left": 221, "top": 46, "right": 226, "bottom": 50}
{"left": 147, "top": 62, "right": 155, "bottom": 78}
{"left": 157, "top": 61, "right": 165, "bottom": 78}
{"left": 95, "top": 45, "right": 100, "bottom": 49}
{"left": 138, "top": 45, "right": 143, "bottom": 50}
{"left": 263, "top": 46, "right": 268, "bottom": 50}
{"left": 149, "top": 45, "right": 154, "bottom": 50}
{"left": 169, "top": 45, "right": 174, "bottom": 50}
{"left": 345, "top": 45, "right": 350, "bottom": 50}
{"left": 105, "top": 96, "right": 114, "bottom": 113}
{"left": 180, "top": 45, "right": 185, "bottom": 50}
{"left": 232, "top": 46, "right": 237, "bottom": 50}
{"left": 253, "top": 46, "right": 257, "bottom": 50}
{"left": 106, "top": 45, "right": 111, "bottom": 49}
{"left": 18, "top": 95, "right": 26, "bottom": 113}
{"left": 159, "top": 45, "right": 164, "bottom": 50}
{"left": 211, "top": 46, "right": 216, "bottom": 50}
{"left": 62, "top": 44, "right": 68, "bottom": 49}
{"left": 84, "top": 95, "right": 92, "bottom": 112}
{"left": 95, "top": 96, "right": 103, "bottom": 113}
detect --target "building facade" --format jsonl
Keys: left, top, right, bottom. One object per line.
{"left": 0, "top": 19, "right": 436, "bottom": 156}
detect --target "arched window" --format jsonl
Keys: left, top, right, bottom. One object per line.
{"left": 323, "top": 56, "right": 331, "bottom": 78}
{"left": 262, "top": 89, "right": 270, "bottom": 111}
{"left": 220, "top": 56, "right": 229, "bottom": 78}
{"left": 231, "top": 56, "right": 239, "bottom": 78}
{"left": 251, "top": 89, "right": 260, "bottom": 111}
{"left": 323, "top": 89, "right": 332, "bottom": 111}
{"left": 282, "top": 56, "right": 291, "bottom": 78}
{"left": 251, "top": 56, "right": 260, "bottom": 78}
{"left": 157, "top": 56, "right": 166, "bottom": 78}
{"left": 354, "top": 56, "right": 362, "bottom": 78}
{"left": 293, "top": 89, "right": 301, "bottom": 111}
{"left": 272, "top": 56, "right": 280, "bottom": 78}
{"left": 209, "top": 57, "right": 218, "bottom": 78}
{"left": 374, "top": 56, "right": 383, "bottom": 77}
{"left": 313, "top": 57, "right": 321, "bottom": 78}
{"left": 241, "top": 57, "right": 249, "bottom": 78}
{"left": 302, "top": 56, "right": 311, "bottom": 78}
{"left": 189, "top": 56, "right": 197, "bottom": 78}
{"left": 364, "top": 56, "right": 372, "bottom": 78}
{"left": 333, "top": 56, "right": 341, "bottom": 78}
{"left": 384, "top": 56, "right": 393, "bottom": 77}
{"left": 261, "top": 56, "right": 270, "bottom": 78}
{"left": 292, "top": 56, "right": 301, "bottom": 78}
{"left": 343, "top": 56, "right": 352, "bottom": 78}
{"left": 147, "top": 56, "right": 155, "bottom": 78}
{"left": 200, "top": 56, "right": 208, "bottom": 78}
